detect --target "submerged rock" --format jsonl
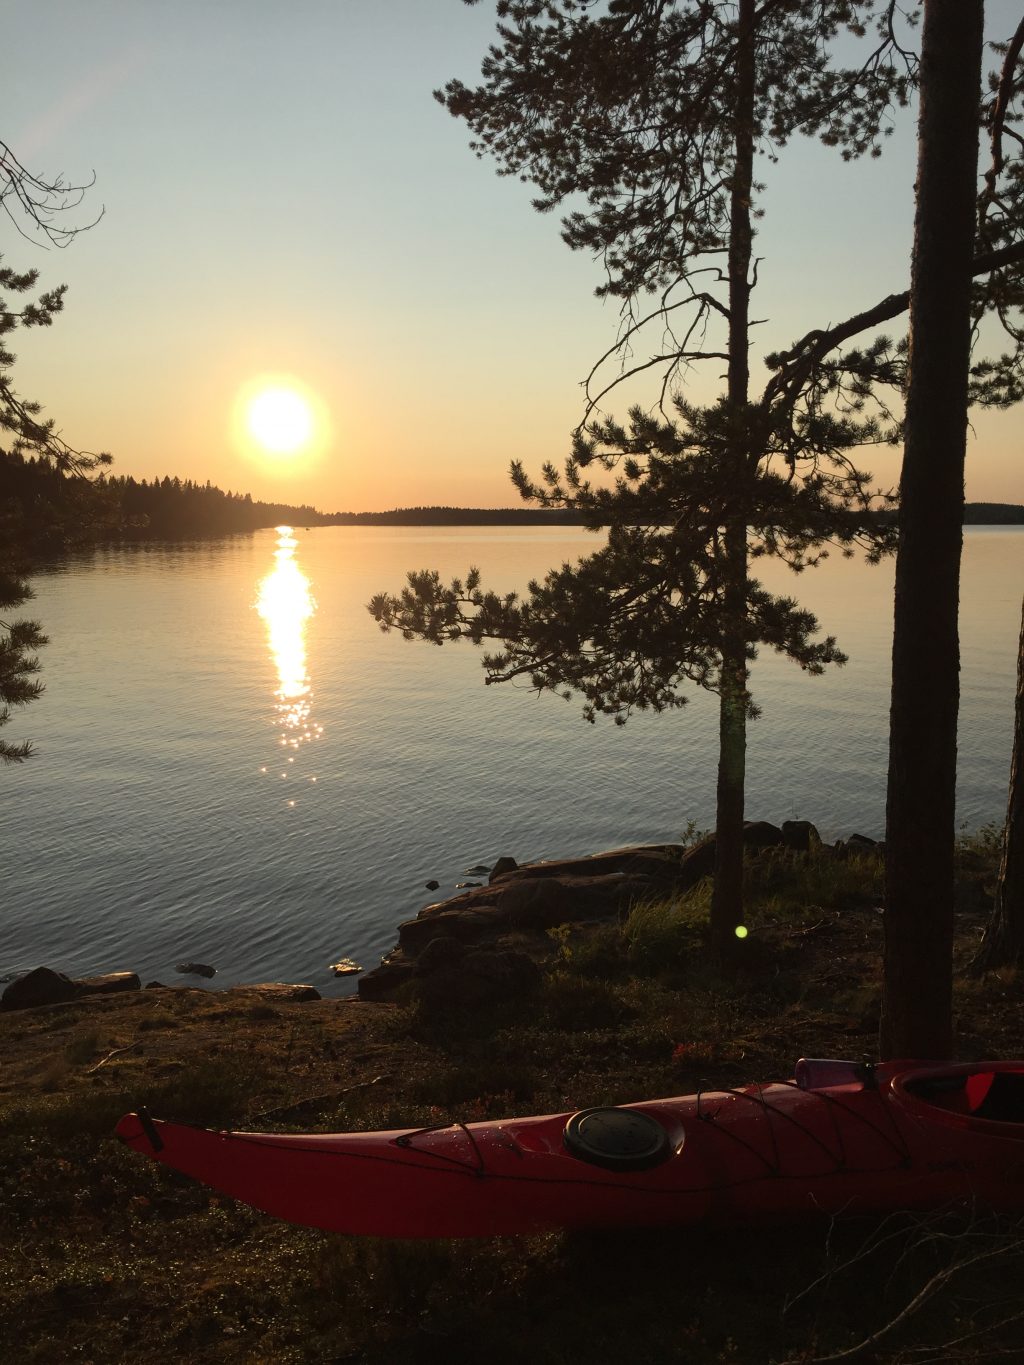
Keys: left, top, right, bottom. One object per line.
{"left": 175, "top": 962, "right": 217, "bottom": 979}
{"left": 328, "top": 958, "right": 362, "bottom": 976}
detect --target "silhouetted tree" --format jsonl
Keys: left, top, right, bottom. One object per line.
{"left": 373, "top": 0, "right": 913, "bottom": 959}
{"left": 0, "top": 567, "right": 44, "bottom": 763}
{"left": 98, "top": 474, "right": 328, "bottom": 539}
{"left": 880, "top": 2, "right": 1024, "bottom": 1059}
{"left": 0, "top": 256, "right": 115, "bottom": 760}
{"left": 1, "top": 134, "right": 107, "bottom": 762}
{"left": 0, "top": 138, "right": 101, "bottom": 248}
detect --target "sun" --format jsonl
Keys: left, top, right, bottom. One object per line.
{"left": 232, "top": 374, "right": 330, "bottom": 473}
{"left": 246, "top": 385, "right": 315, "bottom": 455}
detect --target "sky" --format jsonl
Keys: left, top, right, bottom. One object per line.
{"left": 6, "top": 0, "right": 1023, "bottom": 512}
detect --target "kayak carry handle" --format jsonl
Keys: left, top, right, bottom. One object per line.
{"left": 136, "top": 1108, "right": 164, "bottom": 1153}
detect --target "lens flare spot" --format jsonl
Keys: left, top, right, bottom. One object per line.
{"left": 735, "top": 925, "right": 749, "bottom": 939}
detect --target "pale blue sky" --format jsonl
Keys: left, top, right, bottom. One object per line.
{"left": 7, "top": 0, "right": 1022, "bottom": 510}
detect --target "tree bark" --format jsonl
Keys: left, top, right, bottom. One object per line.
{"left": 973, "top": 594, "right": 1024, "bottom": 970}
{"left": 710, "top": 0, "right": 755, "bottom": 964}
{"left": 880, "top": 0, "right": 984, "bottom": 1060}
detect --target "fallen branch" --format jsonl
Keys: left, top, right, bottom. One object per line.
{"left": 781, "top": 1208, "right": 1024, "bottom": 1365}
{"left": 249, "top": 1074, "right": 388, "bottom": 1124}
{"left": 86, "top": 1041, "right": 141, "bottom": 1073}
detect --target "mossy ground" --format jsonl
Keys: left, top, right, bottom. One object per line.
{"left": 2, "top": 838, "right": 1022, "bottom": 1363}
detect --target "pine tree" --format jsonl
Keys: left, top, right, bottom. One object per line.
{"left": 373, "top": 2, "right": 1024, "bottom": 983}
{"left": 880, "top": 0, "right": 985, "bottom": 1061}
{"left": 372, "top": 0, "right": 912, "bottom": 958}
{"left": 1, "top": 140, "right": 108, "bottom": 762}
{"left": 0, "top": 568, "right": 45, "bottom": 763}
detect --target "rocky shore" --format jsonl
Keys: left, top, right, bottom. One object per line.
{"left": 356, "top": 819, "right": 881, "bottom": 1002}
{"left": 1, "top": 820, "right": 881, "bottom": 1015}
{"left": 0, "top": 967, "right": 323, "bottom": 1013}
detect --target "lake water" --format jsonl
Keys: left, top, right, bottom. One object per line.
{"left": 4, "top": 525, "right": 1023, "bottom": 995}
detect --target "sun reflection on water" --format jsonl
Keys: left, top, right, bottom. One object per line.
{"left": 256, "top": 527, "right": 321, "bottom": 768}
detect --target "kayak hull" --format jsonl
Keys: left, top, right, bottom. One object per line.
{"left": 115, "top": 1060, "right": 1024, "bottom": 1238}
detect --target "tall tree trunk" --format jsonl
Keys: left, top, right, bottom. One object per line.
{"left": 710, "top": 0, "right": 755, "bottom": 964}
{"left": 973, "top": 594, "right": 1024, "bottom": 970}
{"left": 880, "top": 0, "right": 984, "bottom": 1060}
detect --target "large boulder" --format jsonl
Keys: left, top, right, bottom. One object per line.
{"left": 847, "top": 833, "right": 879, "bottom": 850}
{"left": 831, "top": 833, "right": 882, "bottom": 861}
{"left": 398, "top": 907, "right": 498, "bottom": 952}
{"left": 488, "top": 857, "right": 519, "bottom": 883}
{"left": 492, "top": 845, "right": 686, "bottom": 886}
{"left": 781, "top": 821, "right": 820, "bottom": 853}
{"left": 358, "top": 950, "right": 416, "bottom": 1001}
{"left": 742, "top": 821, "right": 786, "bottom": 850}
{"left": 500, "top": 872, "right": 656, "bottom": 930}
{"left": 1, "top": 967, "right": 79, "bottom": 1011}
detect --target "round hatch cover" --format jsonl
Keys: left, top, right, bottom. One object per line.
{"left": 563, "top": 1107, "right": 671, "bottom": 1171}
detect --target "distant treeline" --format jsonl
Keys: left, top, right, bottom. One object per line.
{"left": 3, "top": 453, "right": 1021, "bottom": 544}
{"left": 962, "top": 502, "right": 1024, "bottom": 524}
{"left": 324, "top": 505, "right": 585, "bottom": 525}
{"left": 99, "top": 475, "right": 332, "bottom": 539}
{"left": 327, "top": 503, "right": 1023, "bottom": 526}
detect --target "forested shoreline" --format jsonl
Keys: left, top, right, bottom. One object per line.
{"left": 100, "top": 473, "right": 330, "bottom": 538}
{"left": 7, "top": 457, "right": 1024, "bottom": 545}
{"left": 332, "top": 502, "right": 1024, "bottom": 526}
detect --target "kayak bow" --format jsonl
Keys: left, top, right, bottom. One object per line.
{"left": 115, "top": 1058, "right": 1024, "bottom": 1238}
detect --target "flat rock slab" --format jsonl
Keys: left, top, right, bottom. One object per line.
{"left": 359, "top": 827, "right": 805, "bottom": 1001}
{"left": 362, "top": 843, "right": 711, "bottom": 1000}
{"left": 77, "top": 972, "right": 141, "bottom": 997}
{"left": 1, "top": 967, "right": 141, "bottom": 1012}
{"left": 227, "top": 983, "right": 322, "bottom": 1003}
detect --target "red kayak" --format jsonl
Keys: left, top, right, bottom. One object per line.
{"left": 115, "top": 1059, "right": 1024, "bottom": 1238}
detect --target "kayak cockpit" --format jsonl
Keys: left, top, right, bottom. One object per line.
{"left": 892, "top": 1063, "right": 1024, "bottom": 1132}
